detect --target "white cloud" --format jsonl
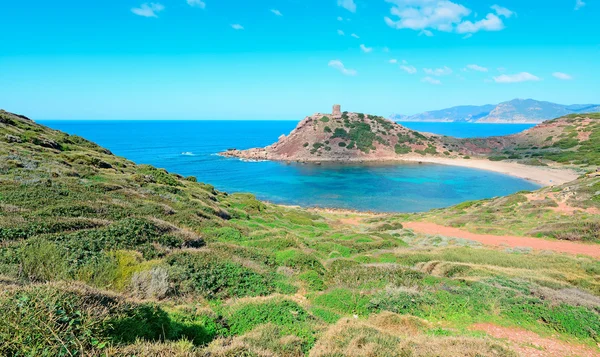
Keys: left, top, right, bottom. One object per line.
{"left": 491, "top": 4, "right": 514, "bottom": 18}
{"left": 337, "top": 16, "right": 344, "bottom": 21}
{"left": 360, "top": 44, "right": 373, "bottom": 53}
{"left": 384, "top": 0, "right": 512, "bottom": 36}
{"left": 270, "top": 9, "right": 283, "bottom": 16}
{"left": 389, "top": 59, "right": 398, "bottom": 64}
{"left": 338, "top": 0, "right": 357, "bottom": 13}
{"left": 132, "top": 3, "right": 165, "bottom": 17}
{"left": 422, "top": 76, "right": 441, "bottom": 85}
{"left": 553, "top": 72, "right": 573, "bottom": 80}
{"left": 575, "top": 0, "right": 586, "bottom": 10}
{"left": 462, "top": 33, "right": 473, "bottom": 39}
{"left": 187, "top": 0, "right": 206, "bottom": 8}
{"left": 351, "top": 33, "right": 360, "bottom": 38}
{"left": 329, "top": 60, "right": 357, "bottom": 76}
{"left": 231, "top": 24, "right": 244, "bottom": 30}
{"left": 424, "top": 66, "right": 453, "bottom": 76}
{"left": 465, "top": 64, "right": 488, "bottom": 72}
{"left": 456, "top": 13, "right": 504, "bottom": 34}
{"left": 493, "top": 72, "right": 540, "bottom": 83}
{"left": 337, "top": 29, "right": 345, "bottom": 35}
{"left": 400, "top": 65, "right": 418, "bottom": 74}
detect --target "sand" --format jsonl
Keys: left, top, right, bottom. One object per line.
{"left": 404, "top": 222, "right": 600, "bottom": 258}
{"left": 400, "top": 156, "right": 580, "bottom": 187}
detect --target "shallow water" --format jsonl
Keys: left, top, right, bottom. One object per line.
{"left": 40, "top": 120, "right": 539, "bottom": 212}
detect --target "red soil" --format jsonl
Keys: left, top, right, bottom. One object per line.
{"left": 403, "top": 222, "right": 600, "bottom": 259}
{"left": 472, "top": 323, "right": 600, "bottom": 357}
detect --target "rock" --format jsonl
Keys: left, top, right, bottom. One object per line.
{"left": 36, "top": 138, "right": 62, "bottom": 150}
{"left": 5, "top": 134, "right": 22, "bottom": 143}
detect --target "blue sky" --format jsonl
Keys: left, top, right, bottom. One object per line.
{"left": 0, "top": 0, "right": 598, "bottom": 120}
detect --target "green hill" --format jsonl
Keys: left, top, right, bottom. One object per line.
{"left": 1, "top": 110, "right": 599, "bottom": 356}
{"left": 446, "top": 113, "right": 600, "bottom": 167}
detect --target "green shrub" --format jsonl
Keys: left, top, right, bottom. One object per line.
{"left": 312, "top": 288, "right": 371, "bottom": 317}
{"left": 167, "top": 252, "right": 274, "bottom": 299}
{"left": 20, "top": 238, "right": 69, "bottom": 282}
{"left": 324, "top": 126, "right": 332, "bottom": 133}
{"left": 227, "top": 300, "right": 309, "bottom": 335}
{"left": 320, "top": 116, "right": 330, "bottom": 122}
{"left": 275, "top": 249, "right": 325, "bottom": 274}
{"left": 299, "top": 270, "right": 326, "bottom": 291}
{"left": 394, "top": 144, "right": 411, "bottom": 155}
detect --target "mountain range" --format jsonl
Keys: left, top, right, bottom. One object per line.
{"left": 391, "top": 99, "right": 600, "bottom": 123}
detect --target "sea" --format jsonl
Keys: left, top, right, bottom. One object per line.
{"left": 39, "top": 120, "right": 539, "bottom": 213}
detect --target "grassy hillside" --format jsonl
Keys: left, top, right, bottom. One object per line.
{"left": 1, "top": 110, "right": 600, "bottom": 356}
{"left": 407, "top": 174, "right": 600, "bottom": 243}
{"left": 446, "top": 113, "right": 600, "bottom": 168}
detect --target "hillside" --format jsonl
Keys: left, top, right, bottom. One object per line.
{"left": 222, "top": 107, "right": 450, "bottom": 162}
{"left": 451, "top": 113, "right": 600, "bottom": 167}
{"left": 222, "top": 106, "right": 599, "bottom": 178}
{"left": 1, "top": 109, "right": 600, "bottom": 356}
{"left": 391, "top": 99, "right": 600, "bottom": 123}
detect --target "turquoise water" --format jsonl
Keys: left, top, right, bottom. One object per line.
{"left": 39, "top": 120, "right": 539, "bottom": 212}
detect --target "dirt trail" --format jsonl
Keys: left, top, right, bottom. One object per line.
{"left": 404, "top": 222, "right": 600, "bottom": 259}
{"left": 472, "top": 323, "right": 600, "bottom": 357}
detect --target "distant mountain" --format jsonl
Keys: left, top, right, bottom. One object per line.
{"left": 391, "top": 99, "right": 600, "bottom": 123}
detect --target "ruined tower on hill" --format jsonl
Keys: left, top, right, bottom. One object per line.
{"left": 332, "top": 104, "right": 342, "bottom": 119}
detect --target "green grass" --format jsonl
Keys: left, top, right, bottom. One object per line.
{"left": 1, "top": 110, "right": 600, "bottom": 355}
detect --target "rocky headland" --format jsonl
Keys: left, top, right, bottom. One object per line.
{"left": 220, "top": 105, "right": 600, "bottom": 186}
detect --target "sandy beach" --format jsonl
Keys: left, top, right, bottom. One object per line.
{"left": 223, "top": 149, "right": 581, "bottom": 187}
{"left": 399, "top": 156, "right": 580, "bottom": 187}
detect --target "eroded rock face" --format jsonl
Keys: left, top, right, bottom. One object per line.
{"left": 220, "top": 108, "right": 600, "bottom": 165}
{"left": 219, "top": 109, "right": 451, "bottom": 162}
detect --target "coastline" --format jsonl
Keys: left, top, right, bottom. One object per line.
{"left": 398, "top": 156, "right": 580, "bottom": 187}
{"left": 221, "top": 151, "right": 580, "bottom": 187}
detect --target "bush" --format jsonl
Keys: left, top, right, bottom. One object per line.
{"left": 227, "top": 300, "right": 309, "bottom": 335}
{"left": 167, "top": 252, "right": 274, "bottom": 299}
{"left": 395, "top": 144, "right": 411, "bottom": 155}
{"left": 20, "top": 238, "right": 69, "bottom": 282}
{"left": 320, "top": 116, "right": 330, "bottom": 122}
{"left": 275, "top": 249, "right": 325, "bottom": 274}
{"left": 299, "top": 270, "right": 326, "bottom": 291}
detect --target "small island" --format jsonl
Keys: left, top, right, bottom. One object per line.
{"left": 220, "top": 105, "right": 596, "bottom": 186}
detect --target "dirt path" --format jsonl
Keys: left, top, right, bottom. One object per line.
{"left": 472, "top": 323, "right": 600, "bottom": 357}
{"left": 404, "top": 222, "right": 600, "bottom": 259}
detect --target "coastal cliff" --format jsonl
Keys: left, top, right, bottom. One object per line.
{"left": 221, "top": 105, "right": 458, "bottom": 162}
{"left": 221, "top": 106, "right": 600, "bottom": 170}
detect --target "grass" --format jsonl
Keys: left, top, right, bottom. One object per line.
{"left": 1, "top": 110, "right": 600, "bottom": 355}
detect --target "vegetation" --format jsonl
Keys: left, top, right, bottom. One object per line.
{"left": 1, "top": 110, "right": 600, "bottom": 356}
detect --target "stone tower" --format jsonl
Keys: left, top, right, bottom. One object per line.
{"left": 332, "top": 104, "right": 342, "bottom": 119}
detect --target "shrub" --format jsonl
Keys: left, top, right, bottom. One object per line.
{"left": 299, "top": 270, "right": 326, "bottom": 291}
{"left": 20, "top": 238, "right": 69, "bottom": 282}
{"left": 324, "top": 126, "right": 332, "bottom": 133}
{"left": 395, "top": 144, "right": 411, "bottom": 155}
{"left": 227, "top": 300, "right": 309, "bottom": 335}
{"left": 167, "top": 252, "right": 273, "bottom": 299}
{"left": 275, "top": 249, "right": 325, "bottom": 274}
{"left": 320, "top": 116, "right": 330, "bottom": 122}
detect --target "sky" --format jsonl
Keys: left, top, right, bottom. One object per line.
{"left": 0, "top": 0, "right": 598, "bottom": 120}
